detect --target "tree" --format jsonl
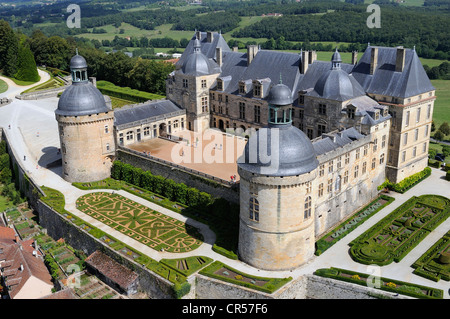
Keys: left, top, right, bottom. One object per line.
{"left": 434, "top": 130, "right": 445, "bottom": 141}
{"left": 442, "top": 145, "right": 450, "bottom": 158}
{"left": 15, "top": 42, "right": 39, "bottom": 82}
{"left": 438, "top": 122, "right": 450, "bottom": 136}
{"left": 0, "top": 20, "right": 18, "bottom": 77}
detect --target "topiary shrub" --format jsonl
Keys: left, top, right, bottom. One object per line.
{"left": 438, "top": 251, "right": 450, "bottom": 264}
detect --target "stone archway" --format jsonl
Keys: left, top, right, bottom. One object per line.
{"left": 218, "top": 119, "right": 225, "bottom": 132}
{"left": 159, "top": 123, "right": 167, "bottom": 137}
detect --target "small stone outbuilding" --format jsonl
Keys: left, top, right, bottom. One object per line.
{"left": 85, "top": 250, "right": 139, "bottom": 296}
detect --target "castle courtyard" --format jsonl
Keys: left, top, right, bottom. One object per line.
{"left": 126, "top": 129, "right": 246, "bottom": 183}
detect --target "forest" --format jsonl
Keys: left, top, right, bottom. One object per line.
{"left": 0, "top": 0, "right": 448, "bottom": 92}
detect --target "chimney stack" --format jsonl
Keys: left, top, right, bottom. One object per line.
{"left": 395, "top": 46, "right": 405, "bottom": 72}
{"left": 195, "top": 30, "right": 201, "bottom": 40}
{"left": 352, "top": 51, "right": 358, "bottom": 65}
{"left": 370, "top": 47, "right": 378, "bottom": 75}
{"left": 232, "top": 46, "right": 238, "bottom": 52}
{"left": 207, "top": 31, "right": 214, "bottom": 43}
{"left": 247, "top": 45, "right": 259, "bottom": 66}
{"left": 309, "top": 50, "right": 317, "bottom": 65}
{"left": 216, "top": 47, "right": 222, "bottom": 67}
{"left": 300, "top": 50, "right": 309, "bottom": 74}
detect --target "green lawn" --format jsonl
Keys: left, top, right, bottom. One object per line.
{"left": 431, "top": 79, "right": 450, "bottom": 130}
{"left": 0, "top": 78, "right": 8, "bottom": 94}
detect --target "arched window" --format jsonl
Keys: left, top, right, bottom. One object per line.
{"left": 304, "top": 196, "right": 312, "bottom": 219}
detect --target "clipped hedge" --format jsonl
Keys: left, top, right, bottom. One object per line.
{"left": 97, "top": 80, "right": 164, "bottom": 103}
{"left": 349, "top": 195, "right": 450, "bottom": 266}
{"left": 111, "top": 160, "right": 213, "bottom": 207}
{"left": 412, "top": 230, "right": 450, "bottom": 282}
{"left": 428, "top": 159, "right": 442, "bottom": 168}
{"left": 73, "top": 175, "right": 240, "bottom": 260}
{"left": 40, "top": 186, "right": 190, "bottom": 291}
{"left": 200, "top": 261, "right": 292, "bottom": 294}
{"left": 315, "top": 195, "right": 395, "bottom": 256}
{"left": 315, "top": 267, "right": 443, "bottom": 299}
{"left": 387, "top": 167, "right": 431, "bottom": 193}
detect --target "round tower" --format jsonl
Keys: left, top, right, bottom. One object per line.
{"left": 237, "top": 82, "right": 319, "bottom": 270}
{"left": 55, "top": 52, "right": 115, "bottom": 183}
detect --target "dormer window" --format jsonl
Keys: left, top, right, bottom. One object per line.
{"left": 347, "top": 107, "right": 355, "bottom": 119}
{"left": 217, "top": 79, "right": 223, "bottom": 91}
{"left": 239, "top": 83, "right": 246, "bottom": 95}
{"left": 383, "top": 108, "right": 388, "bottom": 117}
{"left": 253, "top": 84, "right": 261, "bottom": 97}
{"left": 374, "top": 111, "right": 380, "bottom": 120}
{"left": 299, "top": 93, "right": 305, "bottom": 105}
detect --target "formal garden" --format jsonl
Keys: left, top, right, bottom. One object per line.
{"left": 199, "top": 261, "right": 292, "bottom": 294}
{"left": 315, "top": 194, "right": 395, "bottom": 256}
{"left": 349, "top": 195, "right": 450, "bottom": 266}
{"left": 412, "top": 229, "right": 450, "bottom": 282}
{"left": 74, "top": 161, "right": 240, "bottom": 260}
{"left": 75, "top": 192, "right": 204, "bottom": 253}
{"left": 314, "top": 267, "right": 443, "bottom": 299}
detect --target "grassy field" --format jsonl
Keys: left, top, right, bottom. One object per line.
{"left": 0, "top": 78, "right": 8, "bottom": 94}
{"left": 430, "top": 79, "right": 450, "bottom": 129}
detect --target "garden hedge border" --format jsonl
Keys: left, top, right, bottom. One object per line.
{"left": 315, "top": 194, "right": 395, "bottom": 256}
{"left": 314, "top": 267, "right": 443, "bottom": 299}
{"left": 411, "top": 230, "right": 450, "bottom": 282}
{"left": 349, "top": 195, "right": 450, "bottom": 266}
{"left": 199, "top": 261, "right": 292, "bottom": 294}
{"left": 39, "top": 186, "right": 192, "bottom": 297}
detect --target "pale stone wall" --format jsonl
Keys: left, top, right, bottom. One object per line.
{"left": 371, "top": 91, "right": 435, "bottom": 183}
{"left": 313, "top": 121, "right": 389, "bottom": 237}
{"left": 238, "top": 169, "right": 318, "bottom": 271}
{"left": 305, "top": 275, "right": 410, "bottom": 299}
{"left": 57, "top": 111, "right": 115, "bottom": 183}
{"left": 116, "top": 112, "right": 186, "bottom": 147}
{"left": 167, "top": 72, "right": 218, "bottom": 133}
{"left": 210, "top": 92, "right": 267, "bottom": 132}
{"left": 194, "top": 274, "right": 308, "bottom": 299}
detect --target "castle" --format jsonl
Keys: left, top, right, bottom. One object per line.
{"left": 56, "top": 31, "right": 435, "bottom": 271}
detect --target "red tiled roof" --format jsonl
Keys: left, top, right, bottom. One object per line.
{"left": 0, "top": 226, "right": 16, "bottom": 243}
{"left": 0, "top": 238, "right": 52, "bottom": 298}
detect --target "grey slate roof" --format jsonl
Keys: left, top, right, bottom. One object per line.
{"left": 238, "top": 122, "right": 319, "bottom": 177}
{"left": 351, "top": 46, "right": 434, "bottom": 98}
{"left": 56, "top": 81, "right": 111, "bottom": 117}
{"left": 312, "top": 127, "right": 365, "bottom": 156}
{"left": 176, "top": 32, "right": 230, "bottom": 70}
{"left": 218, "top": 50, "right": 302, "bottom": 102}
{"left": 114, "top": 100, "right": 184, "bottom": 126}
{"left": 308, "top": 68, "right": 366, "bottom": 101}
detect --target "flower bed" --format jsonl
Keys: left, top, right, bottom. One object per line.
{"left": 349, "top": 195, "right": 450, "bottom": 266}
{"left": 315, "top": 195, "right": 395, "bottom": 256}
{"left": 199, "top": 261, "right": 292, "bottom": 294}
{"left": 314, "top": 267, "right": 443, "bottom": 299}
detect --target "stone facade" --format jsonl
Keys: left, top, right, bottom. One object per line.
{"left": 56, "top": 111, "right": 115, "bottom": 183}
{"left": 379, "top": 91, "right": 435, "bottom": 183}
{"left": 115, "top": 107, "right": 186, "bottom": 147}
{"left": 238, "top": 169, "right": 318, "bottom": 270}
